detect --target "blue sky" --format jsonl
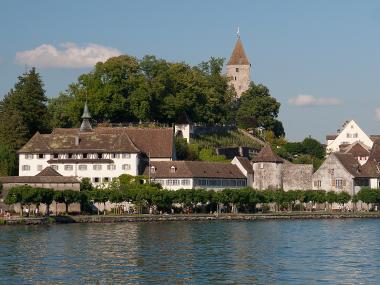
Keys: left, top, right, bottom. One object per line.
{"left": 1, "top": 0, "right": 380, "bottom": 142}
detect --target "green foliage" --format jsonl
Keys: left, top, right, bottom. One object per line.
{"left": 192, "top": 130, "right": 262, "bottom": 149}
{"left": 0, "top": 68, "right": 48, "bottom": 175}
{"left": 198, "top": 148, "right": 228, "bottom": 162}
{"left": 48, "top": 55, "right": 235, "bottom": 127}
{"left": 236, "top": 84, "right": 284, "bottom": 137}
{"left": 357, "top": 188, "right": 380, "bottom": 205}
{"left": 80, "top": 178, "right": 93, "bottom": 192}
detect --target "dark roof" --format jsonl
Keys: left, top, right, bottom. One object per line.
{"left": 334, "top": 153, "right": 362, "bottom": 177}
{"left": 144, "top": 161, "right": 246, "bottom": 179}
{"left": 370, "top": 135, "right": 380, "bottom": 141}
{"left": 36, "top": 167, "right": 62, "bottom": 176}
{"left": 326, "top": 134, "right": 338, "bottom": 140}
{"left": 227, "top": 38, "right": 250, "bottom": 65}
{"left": 235, "top": 156, "right": 253, "bottom": 174}
{"left": 252, "top": 145, "right": 283, "bottom": 163}
{"left": 368, "top": 139, "right": 380, "bottom": 162}
{"left": 176, "top": 112, "right": 192, "bottom": 124}
{"left": 342, "top": 142, "right": 370, "bottom": 157}
{"left": 19, "top": 127, "right": 174, "bottom": 159}
{"left": 0, "top": 176, "right": 79, "bottom": 184}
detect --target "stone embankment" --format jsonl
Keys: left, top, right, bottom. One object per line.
{"left": 2, "top": 212, "right": 380, "bottom": 226}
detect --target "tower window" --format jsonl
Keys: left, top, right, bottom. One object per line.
{"left": 234, "top": 76, "right": 237, "bottom": 80}
{"left": 236, "top": 68, "right": 239, "bottom": 72}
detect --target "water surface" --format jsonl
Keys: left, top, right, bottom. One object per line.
{"left": 0, "top": 219, "right": 379, "bottom": 284}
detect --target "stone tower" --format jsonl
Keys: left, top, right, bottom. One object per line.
{"left": 80, "top": 101, "right": 92, "bottom": 132}
{"left": 226, "top": 31, "right": 251, "bottom": 98}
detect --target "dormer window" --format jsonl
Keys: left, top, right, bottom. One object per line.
{"left": 68, "top": 153, "right": 73, "bottom": 159}
{"left": 97, "top": 153, "right": 103, "bottom": 159}
{"left": 83, "top": 153, "right": 88, "bottom": 159}
{"left": 170, "top": 166, "right": 176, "bottom": 173}
{"left": 38, "top": 154, "right": 44, "bottom": 159}
{"left": 53, "top": 153, "right": 58, "bottom": 159}
{"left": 151, "top": 166, "right": 156, "bottom": 173}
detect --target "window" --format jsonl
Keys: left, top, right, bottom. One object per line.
{"left": 97, "top": 153, "right": 103, "bottom": 159}
{"left": 335, "top": 179, "right": 345, "bottom": 189}
{"left": 25, "top": 154, "right": 33, "bottom": 159}
{"left": 234, "top": 76, "right": 237, "bottom": 80}
{"left": 353, "top": 133, "right": 358, "bottom": 138}
{"left": 170, "top": 166, "right": 176, "bottom": 173}
{"left": 38, "top": 154, "right": 44, "bottom": 159}
{"left": 151, "top": 166, "right": 156, "bottom": 173}
{"left": 167, "top": 179, "right": 180, "bottom": 186}
{"left": 122, "top": 164, "right": 131, "bottom": 170}
{"left": 236, "top": 67, "right": 239, "bottom": 72}
{"left": 328, "top": 168, "right": 334, "bottom": 175}
{"left": 107, "top": 164, "right": 116, "bottom": 171}
{"left": 181, "top": 179, "right": 190, "bottom": 186}
{"left": 64, "top": 165, "right": 73, "bottom": 171}
{"left": 314, "top": 180, "right": 322, "bottom": 187}
{"left": 346, "top": 133, "right": 352, "bottom": 138}
{"left": 68, "top": 153, "right": 73, "bottom": 159}
{"left": 78, "top": 165, "right": 87, "bottom": 171}
{"left": 260, "top": 163, "right": 264, "bottom": 169}
{"left": 111, "top": 153, "right": 120, "bottom": 159}
{"left": 103, "top": 177, "right": 110, "bottom": 183}
{"left": 22, "top": 165, "right": 30, "bottom": 171}
{"left": 122, "top": 153, "right": 131, "bottom": 159}
{"left": 53, "top": 153, "right": 59, "bottom": 159}
{"left": 93, "top": 177, "right": 100, "bottom": 183}
{"left": 93, "top": 165, "right": 102, "bottom": 171}
{"left": 37, "top": 165, "right": 43, "bottom": 171}
{"left": 83, "top": 153, "right": 88, "bottom": 159}
{"left": 51, "top": 165, "right": 58, "bottom": 171}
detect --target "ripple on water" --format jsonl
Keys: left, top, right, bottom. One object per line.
{"left": 0, "top": 220, "right": 380, "bottom": 284}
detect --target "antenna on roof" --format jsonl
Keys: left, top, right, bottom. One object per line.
{"left": 237, "top": 26, "right": 240, "bottom": 38}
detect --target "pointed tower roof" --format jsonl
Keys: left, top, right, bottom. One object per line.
{"left": 227, "top": 37, "right": 250, "bottom": 65}
{"left": 252, "top": 145, "right": 283, "bottom": 163}
{"left": 80, "top": 101, "right": 92, "bottom": 132}
{"left": 81, "top": 101, "right": 91, "bottom": 119}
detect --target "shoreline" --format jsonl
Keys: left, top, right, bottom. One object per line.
{"left": 2, "top": 212, "right": 380, "bottom": 225}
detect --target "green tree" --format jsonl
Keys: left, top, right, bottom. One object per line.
{"left": 40, "top": 188, "right": 55, "bottom": 216}
{"left": 236, "top": 84, "right": 284, "bottom": 137}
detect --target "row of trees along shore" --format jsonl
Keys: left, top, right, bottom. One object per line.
{"left": 4, "top": 181, "right": 380, "bottom": 216}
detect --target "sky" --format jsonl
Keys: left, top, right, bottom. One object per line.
{"left": 1, "top": 0, "right": 380, "bottom": 142}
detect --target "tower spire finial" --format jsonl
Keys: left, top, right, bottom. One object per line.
{"left": 237, "top": 26, "right": 240, "bottom": 38}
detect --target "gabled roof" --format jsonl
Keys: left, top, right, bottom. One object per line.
{"left": 252, "top": 145, "right": 283, "bottom": 163}
{"left": 341, "top": 141, "right": 370, "bottom": 157}
{"left": 36, "top": 167, "right": 62, "bottom": 177}
{"left": 326, "top": 135, "right": 338, "bottom": 140}
{"left": 368, "top": 139, "right": 380, "bottom": 162}
{"left": 227, "top": 37, "right": 250, "bottom": 65}
{"left": 235, "top": 156, "right": 253, "bottom": 174}
{"left": 18, "top": 127, "right": 174, "bottom": 159}
{"left": 334, "top": 153, "right": 363, "bottom": 177}
{"left": 144, "top": 161, "right": 246, "bottom": 179}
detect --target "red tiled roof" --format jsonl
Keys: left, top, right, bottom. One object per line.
{"left": 18, "top": 127, "right": 174, "bottom": 159}
{"left": 251, "top": 145, "right": 283, "bottom": 163}
{"left": 227, "top": 38, "right": 250, "bottom": 65}
{"left": 235, "top": 156, "right": 253, "bottom": 174}
{"left": 144, "top": 161, "right": 246, "bottom": 179}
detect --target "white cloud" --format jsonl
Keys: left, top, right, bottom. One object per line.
{"left": 375, "top": 108, "right": 380, "bottom": 121}
{"left": 288, "top": 94, "right": 343, "bottom": 106}
{"left": 15, "top": 43, "right": 121, "bottom": 68}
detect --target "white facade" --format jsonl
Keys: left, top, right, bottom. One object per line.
{"left": 174, "top": 124, "right": 194, "bottom": 143}
{"left": 19, "top": 152, "right": 139, "bottom": 186}
{"left": 226, "top": 64, "right": 250, "bottom": 98}
{"left": 326, "top": 120, "right": 373, "bottom": 154}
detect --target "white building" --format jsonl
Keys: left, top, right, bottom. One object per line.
{"left": 326, "top": 120, "right": 373, "bottom": 154}
{"left": 144, "top": 160, "right": 247, "bottom": 190}
{"left": 17, "top": 103, "right": 175, "bottom": 186}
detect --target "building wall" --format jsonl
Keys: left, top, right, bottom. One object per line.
{"left": 252, "top": 162, "right": 282, "bottom": 190}
{"left": 231, "top": 157, "right": 254, "bottom": 187}
{"left": 282, "top": 163, "right": 313, "bottom": 191}
{"left": 19, "top": 152, "right": 139, "bottom": 186}
{"left": 226, "top": 64, "right": 250, "bottom": 97}
{"left": 326, "top": 120, "right": 373, "bottom": 153}
{"left": 312, "top": 155, "right": 355, "bottom": 195}
{"left": 174, "top": 124, "right": 193, "bottom": 143}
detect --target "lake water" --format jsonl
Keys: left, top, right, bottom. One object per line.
{"left": 0, "top": 219, "right": 379, "bottom": 284}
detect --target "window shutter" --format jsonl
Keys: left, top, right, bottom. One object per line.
{"left": 332, "top": 179, "right": 335, "bottom": 187}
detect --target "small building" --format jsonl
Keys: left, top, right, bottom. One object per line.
{"left": 340, "top": 141, "right": 370, "bottom": 165}
{"left": 326, "top": 120, "right": 373, "bottom": 154}
{"left": 0, "top": 167, "right": 80, "bottom": 214}
{"left": 251, "top": 145, "right": 313, "bottom": 191}
{"left": 144, "top": 160, "right": 247, "bottom": 190}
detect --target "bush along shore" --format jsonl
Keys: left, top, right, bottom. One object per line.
{"left": 1, "top": 180, "right": 380, "bottom": 226}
